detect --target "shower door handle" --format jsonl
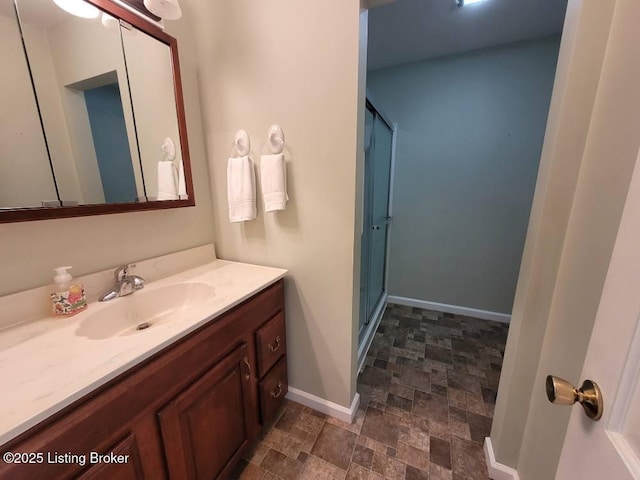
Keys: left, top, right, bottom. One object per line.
{"left": 373, "top": 217, "right": 392, "bottom": 230}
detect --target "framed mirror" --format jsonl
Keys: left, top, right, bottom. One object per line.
{"left": 0, "top": 0, "right": 194, "bottom": 223}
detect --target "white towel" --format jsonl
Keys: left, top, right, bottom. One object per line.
{"left": 227, "top": 155, "right": 257, "bottom": 222}
{"left": 260, "top": 153, "right": 288, "bottom": 212}
{"left": 157, "top": 161, "right": 178, "bottom": 200}
{"left": 177, "top": 159, "right": 187, "bottom": 198}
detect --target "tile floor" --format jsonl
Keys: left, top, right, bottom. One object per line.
{"left": 233, "top": 304, "right": 510, "bottom": 480}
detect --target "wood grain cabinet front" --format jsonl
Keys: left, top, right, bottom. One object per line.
{"left": 0, "top": 279, "right": 287, "bottom": 480}
{"left": 159, "top": 343, "right": 256, "bottom": 480}
{"left": 76, "top": 433, "right": 146, "bottom": 480}
{"left": 255, "top": 312, "right": 287, "bottom": 378}
{"left": 259, "top": 357, "right": 289, "bottom": 424}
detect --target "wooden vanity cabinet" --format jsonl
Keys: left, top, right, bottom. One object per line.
{"left": 0, "top": 279, "right": 286, "bottom": 480}
{"left": 159, "top": 343, "right": 255, "bottom": 480}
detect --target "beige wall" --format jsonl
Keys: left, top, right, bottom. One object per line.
{"left": 0, "top": 11, "right": 215, "bottom": 297}
{"left": 188, "top": 0, "right": 363, "bottom": 407}
{"left": 491, "top": 0, "right": 637, "bottom": 478}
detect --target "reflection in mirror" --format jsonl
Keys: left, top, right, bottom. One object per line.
{"left": 121, "top": 25, "right": 185, "bottom": 201}
{"left": 15, "top": 0, "right": 145, "bottom": 205}
{"left": 0, "top": 0, "right": 58, "bottom": 208}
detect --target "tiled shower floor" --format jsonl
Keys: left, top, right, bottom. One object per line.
{"left": 234, "top": 304, "right": 510, "bottom": 479}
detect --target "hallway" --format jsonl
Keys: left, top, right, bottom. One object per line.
{"left": 235, "top": 305, "right": 509, "bottom": 479}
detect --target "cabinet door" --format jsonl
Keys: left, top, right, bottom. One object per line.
{"left": 76, "top": 433, "right": 146, "bottom": 480}
{"left": 158, "top": 343, "right": 255, "bottom": 480}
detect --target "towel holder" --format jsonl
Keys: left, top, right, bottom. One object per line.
{"left": 231, "top": 129, "right": 250, "bottom": 157}
{"left": 260, "top": 124, "right": 285, "bottom": 155}
{"left": 161, "top": 137, "right": 176, "bottom": 161}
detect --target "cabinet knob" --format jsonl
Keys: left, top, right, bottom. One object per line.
{"left": 268, "top": 336, "right": 281, "bottom": 353}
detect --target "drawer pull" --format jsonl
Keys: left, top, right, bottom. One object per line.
{"left": 268, "top": 336, "right": 281, "bottom": 353}
{"left": 243, "top": 357, "right": 251, "bottom": 380}
{"left": 270, "top": 381, "right": 283, "bottom": 399}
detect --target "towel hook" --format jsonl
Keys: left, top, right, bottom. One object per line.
{"left": 161, "top": 137, "right": 176, "bottom": 161}
{"left": 231, "top": 129, "right": 250, "bottom": 157}
{"left": 260, "top": 124, "right": 284, "bottom": 155}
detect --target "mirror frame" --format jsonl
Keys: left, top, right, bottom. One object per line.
{"left": 1, "top": 0, "right": 194, "bottom": 223}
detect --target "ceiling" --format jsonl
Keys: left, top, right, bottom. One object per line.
{"left": 367, "top": 0, "right": 568, "bottom": 71}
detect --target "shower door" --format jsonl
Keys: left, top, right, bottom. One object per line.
{"left": 359, "top": 101, "right": 393, "bottom": 344}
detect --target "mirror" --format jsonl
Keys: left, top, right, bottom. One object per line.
{"left": 120, "top": 23, "right": 185, "bottom": 201}
{"left": 0, "top": 0, "right": 58, "bottom": 208}
{"left": 0, "top": 0, "right": 194, "bottom": 223}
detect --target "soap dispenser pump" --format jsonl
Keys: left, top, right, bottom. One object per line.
{"left": 51, "top": 266, "right": 87, "bottom": 317}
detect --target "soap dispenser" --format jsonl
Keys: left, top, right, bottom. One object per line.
{"left": 51, "top": 266, "right": 87, "bottom": 317}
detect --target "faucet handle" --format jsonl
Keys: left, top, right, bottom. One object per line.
{"left": 114, "top": 263, "right": 137, "bottom": 282}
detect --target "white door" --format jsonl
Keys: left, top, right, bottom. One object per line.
{"left": 553, "top": 0, "right": 640, "bottom": 476}
{"left": 555, "top": 145, "right": 640, "bottom": 478}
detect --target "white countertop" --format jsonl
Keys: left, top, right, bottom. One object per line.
{"left": 0, "top": 259, "right": 286, "bottom": 445}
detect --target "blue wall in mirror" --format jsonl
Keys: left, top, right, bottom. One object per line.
{"left": 85, "top": 84, "right": 137, "bottom": 203}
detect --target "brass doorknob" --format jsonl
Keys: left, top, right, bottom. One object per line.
{"left": 545, "top": 375, "right": 603, "bottom": 421}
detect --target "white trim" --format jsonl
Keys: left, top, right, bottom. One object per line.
{"left": 387, "top": 296, "right": 511, "bottom": 324}
{"left": 358, "top": 294, "right": 388, "bottom": 373}
{"left": 285, "top": 387, "right": 360, "bottom": 424}
{"left": 484, "top": 437, "right": 520, "bottom": 480}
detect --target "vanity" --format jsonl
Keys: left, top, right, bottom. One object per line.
{"left": 1, "top": 0, "right": 290, "bottom": 476}
{"left": 0, "top": 254, "right": 288, "bottom": 479}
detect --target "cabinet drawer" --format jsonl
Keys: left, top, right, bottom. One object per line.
{"left": 255, "top": 312, "right": 286, "bottom": 378}
{"left": 258, "top": 357, "right": 288, "bottom": 425}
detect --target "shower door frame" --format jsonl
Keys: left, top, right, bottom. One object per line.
{"left": 358, "top": 95, "right": 397, "bottom": 371}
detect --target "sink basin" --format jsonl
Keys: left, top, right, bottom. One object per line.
{"left": 75, "top": 282, "right": 216, "bottom": 340}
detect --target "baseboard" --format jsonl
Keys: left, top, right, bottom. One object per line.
{"left": 357, "top": 293, "right": 388, "bottom": 374}
{"left": 387, "top": 296, "right": 511, "bottom": 324}
{"left": 484, "top": 437, "right": 520, "bottom": 480}
{"left": 285, "top": 387, "right": 360, "bottom": 424}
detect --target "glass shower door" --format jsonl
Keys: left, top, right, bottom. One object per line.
{"left": 359, "top": 104, "right": 393, "bottom": 342}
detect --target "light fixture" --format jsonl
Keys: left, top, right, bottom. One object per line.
{"left": 52, "top": 0, "right": 100, "bottom": 18}
{"left": 457, "top": 0, "right": 485, "bottom": 6}
{"left": 101, "top": 12, "right": 119, "bottom": 29}
{"left": 143, "top": 0, "right": 182, "bottom": 20}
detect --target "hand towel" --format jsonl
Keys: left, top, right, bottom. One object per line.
{"left": 177, "top": 159, "right": 187, "bottom": 198}
{"left": 260, "top": 153, "right": 288, "bottom": 212}
{"left": 227, "top": 155, "right": 257, "bottom": 222}
{"left": 157, "top": 161, "right": 178, "bottom": 200}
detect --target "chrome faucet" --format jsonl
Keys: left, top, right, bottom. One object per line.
{"left": 99, "top": 264, "right": 145, "bottom": 302}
